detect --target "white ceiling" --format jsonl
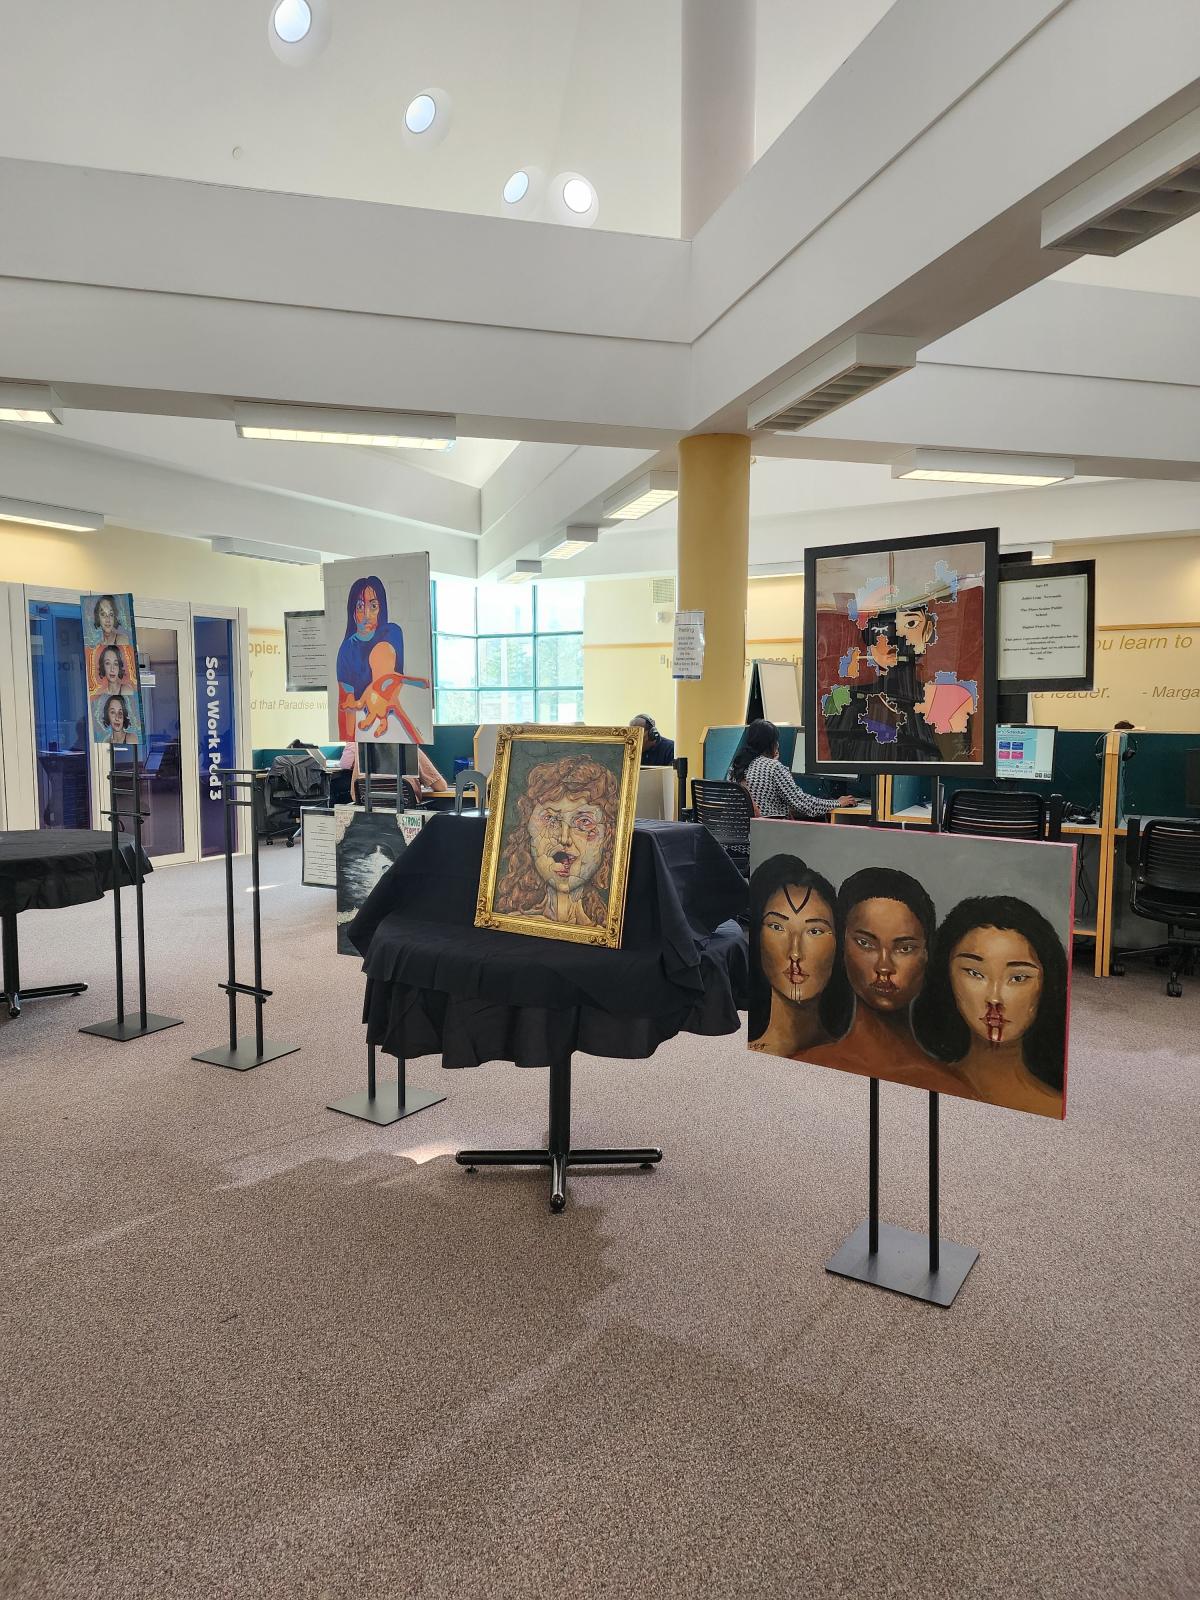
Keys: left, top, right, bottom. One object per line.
{"left": 1, "top": 0, "right": 1198, "bottom": 582}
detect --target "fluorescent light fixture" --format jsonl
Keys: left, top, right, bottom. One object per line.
{"left": 1001, "top": 542, "right": 1056, "bottom": 563}
{"left": 749, "top": 560, "right": 805, "bottom": 579}
{"left": 233, "top": 403, "right": 455, "bottom": 450}
{"left": 0, "top": 382, "right": 62, "bottom": 425}
{"left": 211, "top": 536, "right": 322, "bottom": 565}
{"left": 602, "top": 471, "right": 678, "bottom": 521}
{"left": 499, "top": 560, "right": 541, "bottom": 585}
{"left": 542, "top": 526, "right": 599, "bottom": 560}
{"left": 1042, "top": 105, "right": 1200, "bottom": 256}
{"left": 748, "top": 335, "right": 918, "bottom": 432}
{"left": 892, "top": 449, "right": 1074, "bottom": 488}
{"left": 0, "top": 495, "right": 103, "bottom": 532}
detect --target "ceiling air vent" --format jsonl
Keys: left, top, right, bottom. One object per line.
{"left": 1042, "top": 106, "right": 1200, "bottom": 257}
{"left": 747, "top": 334, "right": 918, "bottom": 433}
{"left": 650, "top": 577, "right": 675, "bottom": 606}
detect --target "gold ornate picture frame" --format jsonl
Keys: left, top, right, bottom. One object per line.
{"left": 475, "top": 724, "right": 644, "bottom": 948}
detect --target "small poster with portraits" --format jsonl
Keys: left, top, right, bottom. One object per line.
{"left": 748, "top": 820, "right": 1073, "bottom": 1119}
{"left": 81, "top": 593, "right": 145, "bottom": 749}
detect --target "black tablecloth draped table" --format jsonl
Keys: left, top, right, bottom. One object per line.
{"left": 0, "top": 828, "right": 150, "bottom": 1018}
{"left": 348, "top": 815, "right": 749, "bottom": 1068}
{"left": 0, "top": 828, "right": 147, "bottom": 917}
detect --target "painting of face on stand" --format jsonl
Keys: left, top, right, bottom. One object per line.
{"left": 81, "top": 592, "right": 145, "bottom": 748}
{"left": 475, "top": 725, "right": 643, "bottom": 948}
{"left": 748, "top": 821, "right": 1073, "bottom": 1119}
{"left": 323, "top": 554, "right": 433, "bottom": 745}
{"left": 805, "top": 529, "right": 998, "bottom": 775}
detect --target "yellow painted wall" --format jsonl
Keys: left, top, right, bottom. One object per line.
{"left": 583, "top": 573, "right": 806, "bottom": 733}
{"left": 1030, "top": 533, "right": 1200, "bottom": 732}
{"left": 0, "top": 520, "right": 327, "bottom": 746}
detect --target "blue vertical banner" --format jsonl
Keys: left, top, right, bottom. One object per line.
{"left": 193, "top": 617, "right": 237, "bottom": 858}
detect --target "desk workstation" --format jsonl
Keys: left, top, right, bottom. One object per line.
{"left": 701, "top": 724, "right": 874, "bottom": 822}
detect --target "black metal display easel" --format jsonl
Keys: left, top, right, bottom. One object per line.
{"left": 457, "top": 1055, "right": 663, "bottom": 1214}
{"left": 327, "top": 741, "right": 446, "bottom": 1124}
{"left": 826, "top": 1078, "right": 978, "bottom": 1307}
{"left": 328, "top": 1042, "right": 446, "bottom": 1126}
{"left": 80, "top": 747, "right": 183, "bottom": 1042}
{"left": 193, "top": 767, "right": 299, "bottom": 1072}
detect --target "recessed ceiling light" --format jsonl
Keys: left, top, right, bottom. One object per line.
{"left": 0, "top": 495, "right": 104, "bottom": 533}
{"left": 0, "top": 381, "right": 63, "bottom": 425}
{"left": 232, "top": 403, "right": 456, "bottom": 450}
{"left": 602, "top": 471, "right": 678, "bottom": 521}
{"left": 271, "top": 0, "right": 311, "bottom": 43}
{"left": 405, "top": 94, "right": 437, "bottom": 135}
{"left": 267, "top": 0, "right": 328, "bottom": 64}
{"left": 892, "top": 449, "right": 1075, "bottom": 488}
{"left": 503, "top": 171, "right": 530, "bottom": 205}
{"left": 563, "top": 178, "right": 594, "bottom": 215}
{"left": 550, "top": 172, "right": 599, "bottom": 227}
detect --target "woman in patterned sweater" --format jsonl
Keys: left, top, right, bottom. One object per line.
{"left": 730, "top": 719, "right": 857, "bottom": 820}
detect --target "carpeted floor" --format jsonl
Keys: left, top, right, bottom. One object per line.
{"left": 1, "top": 848, "right": 1197, "bottom": 1600}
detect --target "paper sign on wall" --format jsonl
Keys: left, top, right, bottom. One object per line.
{"left": 672, "top": 610, "right": 705, "bottom": 680}
{"left": 285, "top": 610, "right": 329, "bottom": 692}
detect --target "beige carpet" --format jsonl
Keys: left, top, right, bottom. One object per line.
{"left": 1, "top": 847, "right": 1197, "bottom": 1599}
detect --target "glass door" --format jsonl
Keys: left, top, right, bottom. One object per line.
{"left": 136, "top": 622, "right": 188, "bottom": 860}
{"left": 27, "top": 598, "right": 94, "bottom": 830}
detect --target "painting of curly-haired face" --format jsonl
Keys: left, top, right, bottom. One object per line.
{"left": 477, "top": 728, "right": 642, "bottom": 947}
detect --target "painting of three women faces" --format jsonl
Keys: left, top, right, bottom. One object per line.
{"left": 748, "top": 823, "right": 1072, "bottom": 1118}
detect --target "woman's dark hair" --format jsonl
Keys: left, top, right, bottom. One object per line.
{"left": 93, "top": 595, "right": 119, "bottom": 630}
{"left": 912, "top": 894, "right": 1067, "bottom": 1090}
{"left": 344, "top": 576, "right": 389, "bottom": 639}
{"left": 102, "top": 695, "right": 129, "bottom": 729}
{"left": 748, "top": 853, "right": 852, "bottom": 1042}
{"left": 730, "top": 718, "right": 778, "bottom": 783}
{"left": 96, "top": 644, "right": 123, "bottom": 678}
{"left": 836, "top": 866, "right": 936, "bottom": 947}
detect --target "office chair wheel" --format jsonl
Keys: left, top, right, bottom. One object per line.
{"left": 1167, "top": 980, "right": 1183, "bottom": 998}
{"left": 286, "top": 837, "right": 295, "bottom": 848}
{"left": 1111, "top": 963, "right": 1125, "bottom": 977}
{"left": 464, "top": 1165, "right": 478, "bottom": 1175}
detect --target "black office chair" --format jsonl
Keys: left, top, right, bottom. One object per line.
{"left": 455, "top": 768, "right": 488, "bottom": 816}
{"left": 1113, "top": 819, "right": 1200, "bottom": 997}
{"left": 691, "top": 779, "right": 753, "bottom": 875}
{"left": 942, "top": 787, "right": 1063, "bottom": 842}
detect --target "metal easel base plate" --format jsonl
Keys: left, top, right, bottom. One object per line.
{"left": 826, "top": 1219, "right": 979, "bottom": 1308}
{"left": 327, "top": 1085, "right": 446, "bottom": 1125}
{"left": 80, "top": 1013, "right": 184, "bottom": 1041}
{"left": 192, "top": 1038, "right": 300, "bottom": 1072}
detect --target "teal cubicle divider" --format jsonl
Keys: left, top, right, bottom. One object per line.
{"left": 252, "top": 744, "right": 343, "bottom": 770}
{"left": 702, "top": 724, "right": 800, "bottom": 781}
{"left": 1116, "top": 731, "right": 1200, "bottom": 822}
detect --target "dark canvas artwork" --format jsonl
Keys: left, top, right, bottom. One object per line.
{"left": 804, "top": 529, "right": 998, "bottom": 776}
{"left": 335, "top": 806, "right": 405, "bottom": 955}
{"left": 748, "top": 820, "right": 1073, "bottom": 1119}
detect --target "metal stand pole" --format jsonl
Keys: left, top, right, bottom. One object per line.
{"left": 929, "top": 1092, "right": 940, "bottom": 1276}
{"left": 193, "top": 768, "right": 298, "bottom": 1071}
{"left": 825, "top": 1080, "right": 978, "bottom": 1307}
{"left": 457, "top": 1052, "right": 663, "bottom": 1213}
{"left": 868, "top": 1076, "right": 879, "bottom": 1255}
{"left": 81, "top": 745, "right": 183, "bottom": 1041}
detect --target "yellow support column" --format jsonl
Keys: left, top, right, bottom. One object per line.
{"left": 674, "top": 435, "right": 752, "bottom": 784}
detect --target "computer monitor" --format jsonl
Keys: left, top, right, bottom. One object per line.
{"left": 996, "top": 724, "right": 1056, "bottom": 783}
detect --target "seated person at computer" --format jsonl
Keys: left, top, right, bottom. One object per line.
{"left": 630, "top": 714, "right": 675, "bottom": 767}
{"left": 731, "top": 719, "right": 857, "bottom": 819}
{"left": 340, "top": 741, "right": 447, "bottom": 802}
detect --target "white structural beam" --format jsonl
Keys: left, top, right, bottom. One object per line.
{"left": 681, "top": 0, "right": 755, "bottom": 237}
{"left": 0, "top": 428, "right": 478, "bottom": 575}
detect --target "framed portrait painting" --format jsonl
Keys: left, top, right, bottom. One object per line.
{"left": 748, "top": 819, "right": 1074, "bottom": 1120}
{"left": 803, "top": 528, "right": 999, "bottom": 777}
{"left": 475, "top": 724, "right": 644, "bottom": 948}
